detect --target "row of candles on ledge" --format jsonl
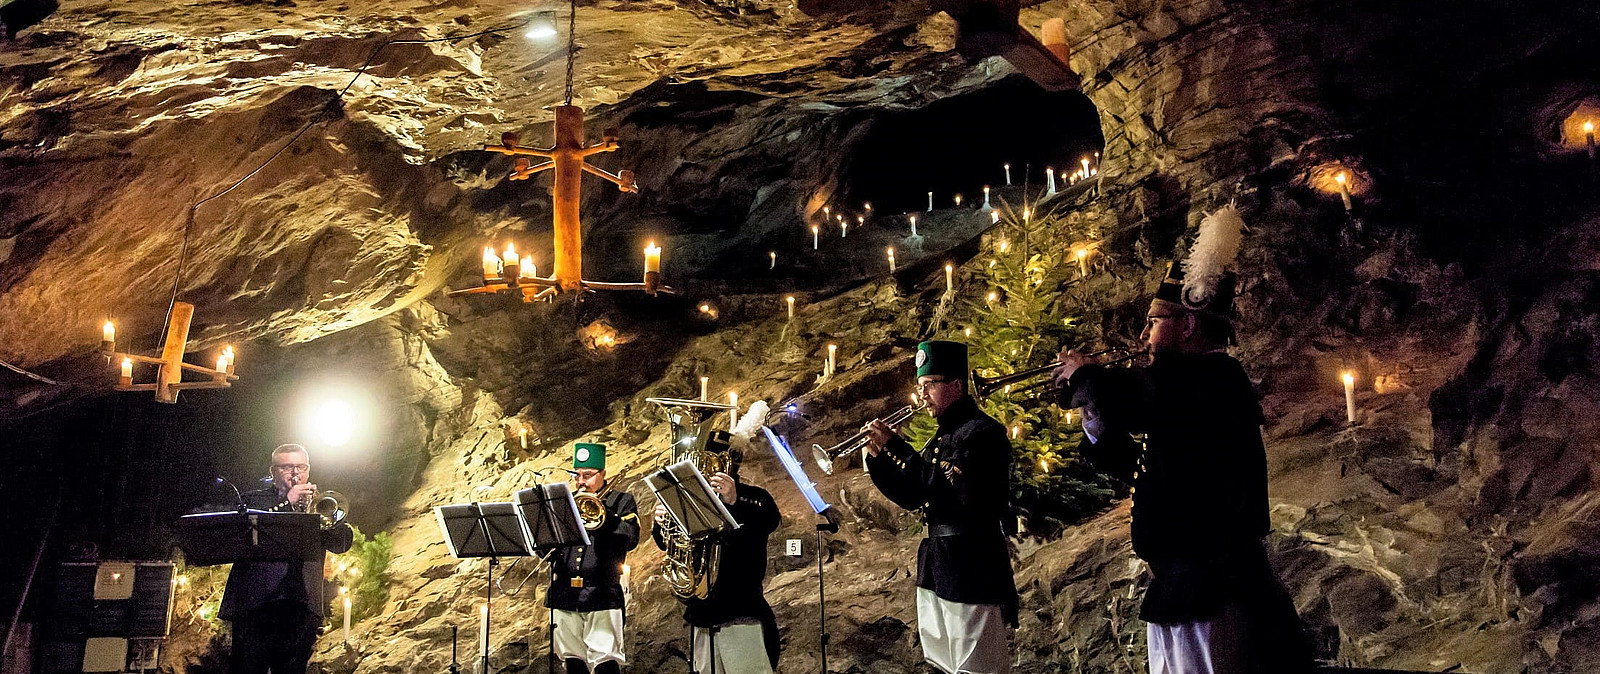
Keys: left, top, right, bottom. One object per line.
{"left": 100, "top": 321, "right": 236, "bottom": 383}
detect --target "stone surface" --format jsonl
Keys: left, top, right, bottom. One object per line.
{"left": 3, "top": 0, "right": 1600, "bottom": 672}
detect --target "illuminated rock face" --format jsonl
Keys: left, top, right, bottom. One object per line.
{"left": 5, "top": 0, "right": 1600, "bottom": 672}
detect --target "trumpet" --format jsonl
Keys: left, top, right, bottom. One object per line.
{"left": 297, "top": 485, "right": 349, "bottom": 529}
{"left": 811, "top": 401, "right": 925, "bottom": 475}
{"left": 972, "top": 348, "right": 1146, "bottom": 397}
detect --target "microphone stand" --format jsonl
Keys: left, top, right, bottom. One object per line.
{"left": 447, "top": 625, "right": 461, "bottom": 674}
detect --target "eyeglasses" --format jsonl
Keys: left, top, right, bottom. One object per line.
{"left": 272, "top": 464, "right": 310, "bottom": 475}
{"left": 915, "top": 378, "right": 953, "bottom": 392}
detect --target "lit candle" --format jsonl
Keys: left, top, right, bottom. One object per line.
{"left": 502, "top": 243, "right": 520, "bottom": 280}
{"left": 1342, "top": 371, "right": 1357, "bottom": 424}
{"left": 823, "top": 205, "right": 831, "bottom": 221}
{"left": 927, "top": 191, "right": 933, "bottom": 211}
{"left": 223, "top": 346, "right": 235, "bottom": 375}
{"left": 812, "top": 225, "right": 819, "bottom": 250}
{"left": 520, "top": 255, "right": 536, "bottom": 279}
{"left": 987, "top": 290, "right": 998, "bottom": 303}
{"left": 700, "top": 376, "right": 709, "bottom": 402}
{"left": 343, "top": 595, "right": 352, "bottom": 643}
{"left": 786, "top": 295, "right": 795, "bottom": 320}
{"left": 769, "top": 251, "right": 776, "bottom": 269}
{"left": 1003, "top": 163, "right": 1012, "bottom": 185}
{"left": 481, "top": 246, "right": 499, "bottom": 282}
{"left": 954, "top": 193, "right": 963, "bottom": 207}
{"left": 478, "top": 604, "right": 489, "bottom": 669}
{"left": 1335, "top": 173, "right": 1353, "bottom": 211}
{"left": 863, "top": 201, "right": 873, "bottom": 214}
{"left": 963, "top": 327, "right": 971, "bottom": 337}
{"left": 981, "top": 186, "right": 990, "bottom": 210}
{"left": 1585, "top": 121, "right": 1595, "bottom": 160}
{"left": 119, "top": 357, "right": 133, "bottom": 386}
{"left": 1011, "top": 425, "right": 1021, "bottom": 440}
{"left": 643, "top": 242, "right": 661, "bottom": 274}
{"left": 1046, "top": 167, "right": 1056, "bottom": 195}
{"left": 728, "top": 391, "right": 739, "bottom": 430}
{"left": 1075, "top": 247, "right": 1088, "bottom": 277}
{"left": 1039, "top": 458, "right": 1048, "bottom": 472}
{"left": 215, "top": 353, "right": 228, "bottom": 374}
{"left": 886, "top": 246, "right": 896, "bottom": 272}
{"left": 518, "top": 426, "right": 527, "bottom": 449}
{"left": 841, "top": 220, "right": 848, "bottom": 238}
{"left": 909, "top": 214, "right": 918, "bottom": 237}
{"left": 101, "top": 321, "right": 115, "bottom": 349}
{"left": 1081, "top": 157, "right": 1091, "bottom": 178}
{"left": 826, "top": 344, "right": 837, "bottom": 377}
{"left": 944, "top": 264, "right": 954, "bottom": 294}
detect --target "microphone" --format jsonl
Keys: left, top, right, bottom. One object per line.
{"left": 216, "top": 476, "right": 246, "bottom": 512}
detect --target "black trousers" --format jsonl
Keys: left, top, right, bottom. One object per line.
{"left": 228, "top": 602, "right": 321, "bottom": 674}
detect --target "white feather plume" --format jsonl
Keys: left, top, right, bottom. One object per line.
{"left": 731, "top": 400, "right": 771, "bottom": 440}
{"left": 1181, "top": 204, "right": 1245, "bottom": 307}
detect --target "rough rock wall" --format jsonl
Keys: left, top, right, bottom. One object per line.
{"left": 6, "top": 0, "right": 1600, "bottom": 672}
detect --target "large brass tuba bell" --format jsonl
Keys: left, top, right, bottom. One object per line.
{"left": 645, "top": 397, "right": 736, "bottom": 601}
{"left": 304, "top": 489, "right": 350, "bottom": 529}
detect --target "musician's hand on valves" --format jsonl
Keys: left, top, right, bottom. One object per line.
{"left": 287, "top": 482, "right": 317, "bottom": 504}
{"left": 1054, "top": 348, "right": 1093, "bottom": 386}
{"left": 862, "top": 419, "right": 894, "bottom": 457}
{"left": 709, "top": 472, "right": 737, "bottom": 505}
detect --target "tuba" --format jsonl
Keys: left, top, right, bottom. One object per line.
{"left": 645, "top": 397, "right": 736, "bottom": 600}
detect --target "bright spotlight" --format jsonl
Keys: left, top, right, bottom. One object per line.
{"left": 525, "top": 11, "right": 558, "bottom": 40}
{"left": 310, "top": 398, "right": 357, "bottom": 447}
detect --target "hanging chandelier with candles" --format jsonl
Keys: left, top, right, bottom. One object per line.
{"left": 450, "top": 0, "right": 667, "bottom": 303}
{"left": 100, "top": 302, "right": 238, "bottom": 403}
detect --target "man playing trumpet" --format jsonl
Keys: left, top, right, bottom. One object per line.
{"left": 545, "top": 443, "right": 640, "bottom": 674}
{"left": 1052, "top": 206, "right": 1309, "bottom": 674}
{"left": 220, "top": 443, "right": 353, "bottom": 674}
{"left": 862, "top": 340, "right": 1018, "bottom": 673}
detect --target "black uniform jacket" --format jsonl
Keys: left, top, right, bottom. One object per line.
{"left": 1059, "top": 352, "right": 1283, "bottom": 623}
{"left": 544, "top": 489, "right": 640, "bottom": 613}
{"left": 865, "top": 395, "right": 1019, "bottom": 626}
{"left": 652, "top": 480, "right": 782, "bottom": 667}
{"left": 219, "top": 487, "right": 354, "bottom": 621}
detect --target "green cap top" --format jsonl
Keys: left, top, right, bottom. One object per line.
{"left": 915, "top": 340, "right": 968, "bottom": 380}
{"left": 573, "top": 442, "right": 606, "bottom": 470}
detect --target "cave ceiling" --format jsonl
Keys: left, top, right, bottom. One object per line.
{"left": 0, "top": 0, "right": 1007, "bottom": 375}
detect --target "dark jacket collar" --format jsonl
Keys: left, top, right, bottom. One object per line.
{"left": 935, "top": 394, "right": 984, "bottom": 430}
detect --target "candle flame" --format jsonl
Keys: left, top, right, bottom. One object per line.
{"left": 644, "top": 241, "right": 660, "bottom": 254}
{"left": 1335, "top": 172, "right": 1347, "bottom": 184}
{"left": 1075, "top": 248, "right": 1087, "bottom": 259}
{"left": 987, "top": 291, "right": 998, "bottom": 302}
{"left": 1342, "top": 371, "right": 1355, "bottom": 385}
{"left": 1040, "top": 458, "right": 1049, "bottom": 471}
{"left": 1586, "top": 121, "right": 1595, "bottom": 133}
{"left": 811, "top": 225, "right": 819, "bottom": 234}
{"left": 102, "top": 321, "right": 115, "bottom": 342}
{"left": 963, "top": 327, "right": 971, "bottom": 337}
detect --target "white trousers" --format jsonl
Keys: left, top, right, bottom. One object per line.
{"left": 1146, "top": 604, "right": 1248, "bottom": 674}
{"left": 691, "top": 622, "right": 772, "bottom": 674}
{"left": 915, "top": 588, "right": 1011, "bottom": 674}
{"left": 551, "top": 608, "right": 625, "bottom": 668}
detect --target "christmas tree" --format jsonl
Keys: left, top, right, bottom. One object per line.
{"left": 904, "top": 198, "right": 1116, "bottom": 533}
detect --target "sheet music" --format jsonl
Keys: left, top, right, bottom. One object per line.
{"left": 645, "top": 459, "right": 739, "bottom": 538}
{"left": 514, "top": 482, "right": 591, "bottom": 550}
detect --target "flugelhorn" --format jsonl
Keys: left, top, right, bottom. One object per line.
{"left": 972, "top": 348, "right": 1146, "bottom": 397}
{"left": 575, "top": 486, "right": 607, "bottom": 531}
{"left": 811, "top": 400, "right": 925, "bottom": 475}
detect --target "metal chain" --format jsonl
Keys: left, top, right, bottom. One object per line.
{"left": 563, "top": 0, "right": 577, "bottom": 106}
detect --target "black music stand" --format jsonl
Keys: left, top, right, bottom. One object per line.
{"left": 513, "top": 483, "right": 589, "bottom": 674}
{"left": 435, "top": 502, "right": 534, "bottom": 674}
{"left": 646, "top": 460, "right": 739, "bottom": 539}
{"left": 173, "top": 511, "right": 322, "bottom": 566}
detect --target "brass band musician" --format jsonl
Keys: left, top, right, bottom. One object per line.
{"left": 220, "top": 443, "right": 353, "bottom": 674}
{"left": 1052, "top": 209, "right": 1311, "bottom": 674}
{"left": 544, "top": 443, "right": 640, "bottom": 674}
{"left": 651, "top": 451, "right": 781, "bottom": 674}
{"left": 862, "top": 341, "right": 1018, "bottom": 674}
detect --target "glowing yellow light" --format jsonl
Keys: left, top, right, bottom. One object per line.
{"left": 1342, "top": 372, "right": 1355, "bottom": 386}
{"left": 963, "top": 327, "right": 971, "bottom": 337}
{"left": 102, "top": 321, "right": 115, "bottom": 342}
{"left": 1586, "top": 121, "right": 1595, "bottom": 133}
{"left": 1335, "top": 172, "right": 1347, "bottom": 185}
{"left": 699, "top": 303, "right": 712, "bottom": 314}
{"left": 339, "top": 586, "right": 349, "bottom": 596}
{"left": 1040, "top": 458, "right": 1049, "bottom": 471}
{"left": 987, "top": 291, "right": 998, "bottom": 302}
{"left": 1075, "top": 248, "right": 1087, "bottom": 260}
